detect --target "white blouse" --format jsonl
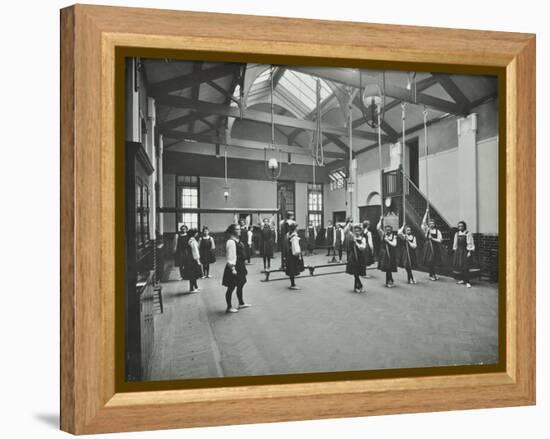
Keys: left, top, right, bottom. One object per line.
{"left": 189, "top": 237, "right": 200, "bottom": 261}
{"left": 289, "top": 233, "right": 301, "bottom": 256}
{"left": 225, "top": 238, "right": 237, "bottom": 266}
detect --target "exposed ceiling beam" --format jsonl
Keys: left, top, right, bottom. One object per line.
{"left": 290, "top": 75, "right": 439, "bottom": 148}
{"left": 190, "top": 62, "right": 203, "bottom": 134}
{"left": 323, "top": 133, "right": 352, "bottom": 154}
{"left": 155, "top": 94, "right": 391, "bottom": 143}
{"left": 157, "top": 112, "right": 203, "bottom": 132}
{"left": 289, "top": 67, "right": 464, "bottom": 115}
{"left": 163, "top": 130, "right": 347, "bottom": 159}
{"left": 286, "top": 93, "right": 338, "bottom": 145}
{"left": 150, "top": 63, "right": 240, "bottom": 96}
{"left": 205, "top": 79, "right": 238, "bottom": 103}
{"left": 351, "top": 94, "right": 399, "bottom": 142}
{"left": 272, "top": 67, "right": 286, "bottom": 88}
{"left": 354, "top": 113, "right": 455, "bottom": 157}
{"left": 432, "top": 73, "right": 471, "bottom": 114}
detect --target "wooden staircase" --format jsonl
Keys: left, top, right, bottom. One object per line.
{"left": 383, "top": 168, "right": 457, "bottom": 274}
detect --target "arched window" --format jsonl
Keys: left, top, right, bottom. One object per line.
{"left": 366, "top": 191, "right": 381, "bottom": 206}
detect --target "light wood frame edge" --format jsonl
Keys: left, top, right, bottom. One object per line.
{"left": 60, "top": 4, "right": 536, "bottom": 435}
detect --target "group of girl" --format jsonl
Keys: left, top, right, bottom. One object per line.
{"left": 175, "top": 210, "right": 476, "bottom": 312}
{"left": 345, "top": 209, "right": 476, "bottom": 291}
{"left": 173, "top": 225, "right": 217, "bottom": 294}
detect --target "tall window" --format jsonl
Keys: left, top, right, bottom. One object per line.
{"left": 328, "top": 167, "right": 347, "bottom": 191}
{"left": 277, "top": 181, "right": 295, "bottom": 220}
{"left": 136, "top": 177, "right": 150, "bottom": 248}
{"left": 176, "top": 176, "right": 199, "bottom": 230}
{"left": 307, "top": 183, "right": 323, "bottom": 228}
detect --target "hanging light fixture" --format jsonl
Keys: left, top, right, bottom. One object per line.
{"left": 264, "top": 65, "right": 283, "bottom": 180}
{"left": 223, "top": 144, "right": 230, "bottom": 201}
{"left": 360, "top": 70, "right": 386, "bottom": 129}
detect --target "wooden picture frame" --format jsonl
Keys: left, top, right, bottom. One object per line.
{"left": 60, "top": 4, "right": 536, "bottom": 434}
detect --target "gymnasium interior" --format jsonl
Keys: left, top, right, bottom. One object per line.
{"left": 124, "top": 58, "right": 500, "bottom": 382}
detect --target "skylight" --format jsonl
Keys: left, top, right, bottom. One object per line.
{"left": 278, "top": 70, "right": 332, "bottom": 112}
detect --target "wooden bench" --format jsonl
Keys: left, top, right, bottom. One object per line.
{"left": 261, "top": 262, "right": 347, "bottom": 282}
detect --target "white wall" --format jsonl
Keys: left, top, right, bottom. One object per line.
{"left": 200, "top": 177, "right": 278, "bottom": 232}
{"left": 418, "top": 148, "right": 459, "bottom": 225}
{"left": 477, "top": 137, "right": 499, "bottom": 233}
{"left": 324, "top": 185, "right": 347, "bottom": 224}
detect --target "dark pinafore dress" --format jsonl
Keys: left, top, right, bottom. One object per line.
{"left": 346, "top": 238, "right": 367, "bottom": 276}
{"left": 199, "top": 236, "right": 216, "bottom": 266}
{"left": 239, "top": 228, "right": 251, "bottom": 260}
{"left": 422, "top": 229, "right": 442, "bottom": 267}
{"left": 400, "top": 235, "right": 418, "bottom": 269}
{"left": 182, "top": 239, "right": 202, "bottom": 280}
{"left": 222, "top": 239, "right": 248, "bottom": 288}
{"left": 285, "top": 234, "right": 304, "bottom": 277}
{"left": 452, "top": 232, "right": 471, "bottom": 273}
{"left": 260, "top": 226, "right": 275, "bottom": 258}
{"left": 326, "top": 226, "right": 335, "bottom": 248}
{"left": 363, "top": 229, "right": 375, "bottom": 267}
{"left": 174, "top": 233, "right": 188, "bottom": 268}
{"left": 306, "top": 227, "right": 316, "bottom": 252}
{"left": 378, "top": 234, "right": 398, "bottom": 272}
{"left": 334, "top": 228, "right": 344, "bottom": 251}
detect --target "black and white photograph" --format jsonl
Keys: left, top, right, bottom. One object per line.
{"left": 124, "top": 58, "right": 500, "bottom": 382}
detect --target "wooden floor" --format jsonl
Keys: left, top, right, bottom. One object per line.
{"left": 149, "top": 252, "right": 499, "bottom": 381}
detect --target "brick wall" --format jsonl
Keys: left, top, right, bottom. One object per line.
{"left": 473, "top": 233, "right": 499, "bottom": 282}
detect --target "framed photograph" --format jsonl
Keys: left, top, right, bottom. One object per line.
{"left": 60, "top": 4, "right": 536, "bottom": 434}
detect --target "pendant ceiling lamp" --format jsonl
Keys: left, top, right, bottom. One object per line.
{"left": 264, "top": 65, "right": 283, "bottom": 180}
{"left": 223, "top": 145, "right": 230, "bottom": 202}
{"left": 360, "top": 70, "right": 387, "bottom": 129}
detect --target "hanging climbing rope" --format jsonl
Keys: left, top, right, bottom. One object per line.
{"left": 264, "top": 65, "right": 283, "bottom": 180}
{"left": 401, "top": 102, "right": 407, "bottom": 225}
{"left": 311, "top": 78, "right": 325, "bottom": 167}
{"left": 348, "top": 86, "right": 354, "bottom": 216}
{"left": 423, "top": 106, "right": 430, "bottom": 219}
{"left": 377, "top": 107, "right": 384, "bottom": 223}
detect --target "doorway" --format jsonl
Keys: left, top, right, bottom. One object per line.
{"left": 333, "top": 211, "right": 346, "bottom": 225}
{"left": 406, "top": 138, "right": 419, "bottom": 187}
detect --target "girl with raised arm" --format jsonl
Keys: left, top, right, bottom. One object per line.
{"left": 362, "top": 220, "right": 375, "bottom": 278}
{"left": 222, "top": 223, "right": 251, "bottom": 313}
{"left": 452, "top": 221, "right": 475, "bottom": 288}
{"left": 421, "top": 209, "right": 443, "bottom": 281}
{"left": 334, "top": 222, "right": 345, "bottom": 263}
{"left": 398, "top": 223, "right": 418, "bottom": 284}
{"left": 377, "top": 216, "right": 398, "bottom": 288}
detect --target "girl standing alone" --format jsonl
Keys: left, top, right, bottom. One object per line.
{"left": 199, "top": 226, "right": 216, "bottom": 278}
{"left": 182, "top": 228, "right": 202, "bottom": 293}
{"left": 421, "top": 209, "right": 443, "bottom": 281}
{"left": 173, "top": 225, "right": 188, "bottom": 281}
{"left": 259, "top": 218, "right": 276, "bottom": 270}
{"left": 398, "top": 223, "right": 418, "bottom": 284}
{"left": 452, "top": 221, "right": 475, "bottom": 288}
{"left": 285, "top": 222, "right": 304, "bottom": 290}
{"left": 377, "top": 217, "right": 398, "bottom": 288}
{"left": 346, "top": 225, "right": 367, "bottom": 293}
{"left": 222, "top": 224, "right": 251, "bottom": 313}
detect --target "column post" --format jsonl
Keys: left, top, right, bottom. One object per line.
{"left": 457, "top": 113, "right": 478, "bottom": 232}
